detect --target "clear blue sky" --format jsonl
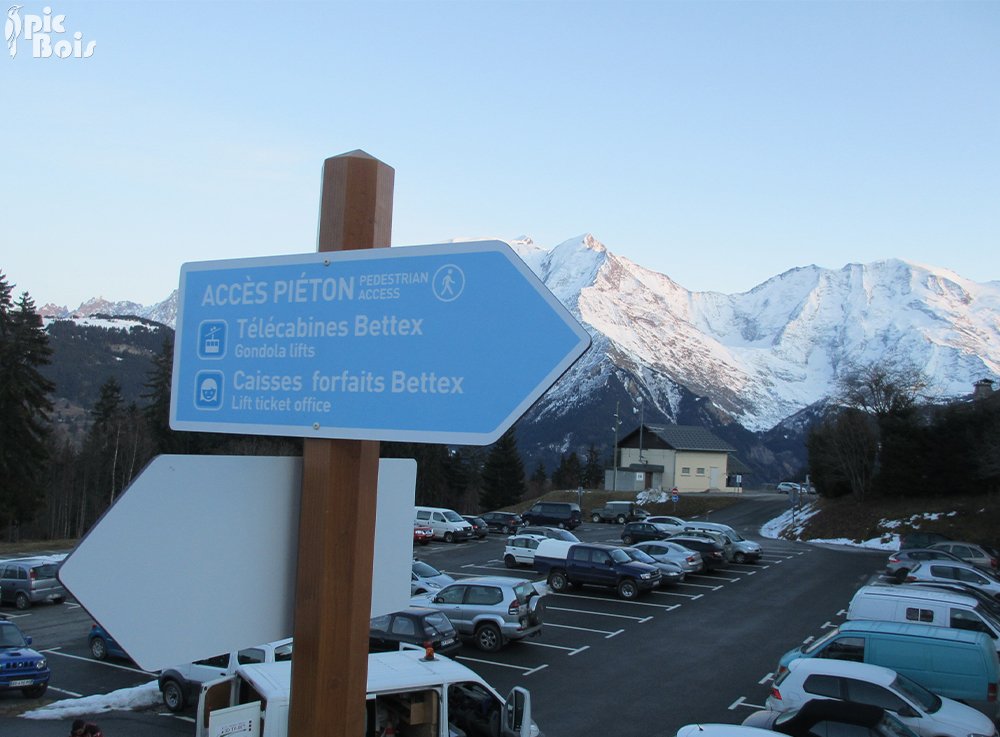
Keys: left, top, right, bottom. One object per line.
{"left": 3, "top": 0, "right": 998, "bottom": 308}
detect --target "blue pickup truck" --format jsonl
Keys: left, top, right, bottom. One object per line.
{"left": 532, "top": 541, "right": 661, "bottom": 600}
{"left": 0, "top": 619, "right": 50, "bottom": 698}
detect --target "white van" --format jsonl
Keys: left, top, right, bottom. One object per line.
{"left": 195, "top": 648, "right": 538, "bottom": 737}
{"left": 848, "top": 584, "right": 1000, "bottom": 653}
{"left": 414, "top": 506, "right": 475, "bottom": 543}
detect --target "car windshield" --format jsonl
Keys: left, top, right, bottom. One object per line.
{"left": 422, "top": 612, "right": 454, "bottom": 636}
{"left": 443, "top": 511, "right": 464, "bottom": 522}
{"left": 609, "top": 548, "right": 632, "bottom": 563}
{"left": 726, "top": 530, "right": 746, "bottom": 542}
{"left": 273, "top": 642, "right": 293, "bottom": 661}
{"left": 0, "top": 626, "right": 28, "bottom": 648}
{"left": 413, "top": 561, "right": 442, "bottom": 577}
{"left": 625, "top": 548, "right": 656, "bottom": 564}
{"left": 892, "top": 673, "right": 941, "bottom": 713}
{"left": 801, "top": 627, "right": 840, "bottom": 654}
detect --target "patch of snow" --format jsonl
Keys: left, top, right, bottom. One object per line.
{"left": 23, "top": 681, "right": 160, "bottom": 720}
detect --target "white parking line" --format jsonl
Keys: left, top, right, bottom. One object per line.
{"left": 729, "top": 696, "right": 766, "bottom": 710}
{"left": 549, "top": 592, "right": 679, "bottom": 610}
{"left": 802, "top": 635, "right": 815, "bottom": 645}
{"left": 48, "top": 686, "right": 83, "bottom": 697}
{"left": 688, "top": 573, "right": 740, "bottom": 583}
{"left": 546, "top": 605, "right": 649, "bottom": 621}
{"left": 759, "top": 672, "right": 775, "bottom": 684}
{"left": 455, "top": 655, "right": 547, "bottom": 676}
{"left": 42, "top": 647, "right": 154, "bottom": 675}
{"left": 521, "top": 640, "right": 588, "bottom": 656}
{"left": 545, "top": 623, "right": 624, "bottom": 638}
{"left": 821, "top": 621, "right": 836, "bottom": 629}
{"left": 675, "top": 581, "right": 723, "bottom": 590}
{"left": 716, "top": 568, "right": 753, "bottom": 575}
{"left": 653, "top": 590, "right": 703, "bottom": 600}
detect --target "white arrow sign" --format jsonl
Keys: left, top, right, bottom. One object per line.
{"left": 58, "top": 455, "right": 415, "bottom": 671}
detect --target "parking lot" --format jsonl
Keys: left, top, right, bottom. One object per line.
{"left": 0, "top": 496, "right": 890, "bottom": 737}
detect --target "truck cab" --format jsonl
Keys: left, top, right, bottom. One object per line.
{"left": 195, "top": 649, "right": 539, "bottom": 737}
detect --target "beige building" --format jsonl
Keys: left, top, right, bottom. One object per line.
{"left": 605, "top": 424, "right": 745, "bottom": 493}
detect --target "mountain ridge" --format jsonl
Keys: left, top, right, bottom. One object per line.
{"left": 34, "top": 235, "right": 999, "bottom": 479}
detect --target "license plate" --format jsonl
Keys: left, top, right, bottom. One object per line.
{"left": 8, "top": 679, "right": 34, "bottom": 687}
{"left": 441, "top": 638, "right": 455, "bottom": 646}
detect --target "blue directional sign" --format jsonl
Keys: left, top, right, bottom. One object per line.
{"left": 170, "top": 240, "right": 591, "bottom": 445}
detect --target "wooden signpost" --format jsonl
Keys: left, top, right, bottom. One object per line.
{"left": 290, "top": 151, "right": 394, "bottom": 736}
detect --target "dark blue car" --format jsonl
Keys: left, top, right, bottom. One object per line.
{"left": 0, "top": 619, "right": 50, "bottom": 697}
{"left": 89, "top": 622, "right": 129, "bottom": 661}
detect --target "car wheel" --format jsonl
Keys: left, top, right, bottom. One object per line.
{"left": 90, "top": 637, "right": 108, "bottom": 660}
{"left": 622, "top": 535, "right": 634, "bottom": 545}
{"left": 548, "top": 570, "right": 568, "bottom": 592}
{"left": 501, "top": 525, "right": 510, "bottom": 534}
{"left": 53, "top": 596, "right": 65, "bottom": 605}
{"left": 504, "top": 554, "right": 517, "bottom": 569}
{"left": 617, "top": 578, "right": 639, "bottom": 600}
{"left": 22, "top": 683, "right": 47, "bottom": 698}
{"left": 734, "top": 552, "right": 747, "bottom": 564}
{"left": 558, "top": 521, "right": 567, "bottom": 529}
{"left": 591, "top": 513, "right": 601, "bottom": 523}
{"left": 414, "top": 588, "right": 427, "bottom": 595}
{"left": 15, "top": 591, "right": 30, "bottom": 610}
{"left": 444, "top": 532, "right": 455, "bottom": 543}
{"left": 162, "top": 679, "right": 186, "bottom": 712}
{"left": 474, "top": 623, "right": 503, "bottom": 653}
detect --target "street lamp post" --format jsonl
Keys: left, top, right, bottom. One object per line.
{"left": 612, "top": 401, "right": 621, "bottom": 493}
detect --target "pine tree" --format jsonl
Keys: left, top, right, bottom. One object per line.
{"left": 0, "top": 276, "right": 55, "bottom": 537}
{"left": 583, "top": 444, "right": 603, "bottom": 488}
{"left": 479, "top": 428, "right": 526, "bottom": 511}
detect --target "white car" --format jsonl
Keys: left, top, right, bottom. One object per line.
{"left": 768, "top": 658, "right": 997, "bottom": 737}
{"left": 504, "top": 533, "right": 548, "bottom": 568}
{"left": 632, "top": 540, "right": 704, "bottom": 574}
{"left": 676, "top": 726, "right": 780, "bottom": 737}
{"left": 776, "top": 482, "right": 802, "bottom": 493}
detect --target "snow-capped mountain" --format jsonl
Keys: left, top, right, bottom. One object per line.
{"left": 40, "top": 234, "right": 999, "bottom": 477}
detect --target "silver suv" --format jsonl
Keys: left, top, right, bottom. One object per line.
{"left": 410, "top": 575, "right": 544, "bottom": 652}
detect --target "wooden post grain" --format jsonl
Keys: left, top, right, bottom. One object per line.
{"left": 289, "top": 151, "right": 394, "bottom": 737}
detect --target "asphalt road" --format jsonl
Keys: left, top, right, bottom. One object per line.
{"left": 0, "top": 494, "right": 889, "bottom": 737}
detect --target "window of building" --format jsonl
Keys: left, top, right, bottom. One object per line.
{"left": 681, "top": 467, "right": 690, "bottom": 475}
{"left": 696, "top": 467, "right": 705, "bottom": 476}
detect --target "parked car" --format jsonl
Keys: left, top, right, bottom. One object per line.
{"left": 0, "top": 556, "right": 67, "bottom": 610}
{"left": 767, "top": 657, "right": 996, "bottom": 737}
{"left": 590, "top": 501, "right": 649, "bottom": 524}
{"left": 743, "top": 700, "right": 920, "bottom": 737}
{"left": 899, "top": 532, "right": 951, "bottom": 549}
{"left": 621, "top": 521, "right": 671, "bottom": 545}
{"left": 479, "top": 511, "right": 525, "bottom": 534}
{"left": 533, "top": 541, "right": 661, "bottom": 600}
{"left": 621, "top": 546, "right": 685, "bottom": 585}
{"left": 668, "top": 535, "right": 727, "bottom": 571}
{"left": 632, "top": 540, "right": 704, "bottom": 574}
{"left": 158, "top": 638, "right": 293, "bottom": 712}
{"left": 504, "top": 533, "right": 548, "bottom": 568}
{"left": 677, "top": 726, "right": 782, "bottom": 737}
{"left": 645, "top": 515, "right": 688, "bottom": 534}
{"left": 368, "top": 607, "right": 461, "bottom": 656}
{"left": 929, "top": 541, "right": 998, "bottom": 571}
{"left": 0, "top": 619, "right": 50, "bottom": 697}
{"left": 414, "top": 506, "right": 475, "bottom": 543}
{"left": 411, "top": 559, "right": 455, "bottom": 595}
{"left": 410, "top": 575, "right": 544, "bottom": 652}
{"left": 776, "top": 482, "right": 801, "bottom": 493}
{"left": 903, "top": 560, "right": 1000, "bottom": 599}
{"left": 904, "top": 580, "right": 1000, "bottom": 619}
{"left": 521, "top": 501, "right": 582, "bottom": 529}
{"left": 885, "top": 548, "right": 965, "bottom": 577}
{"left": 519, "top": 526, "right": 580, "bottom": 542}
{"left": 684, "top": 521, "right": 763, "bottom": 563}
{"left": 673, "top": 529, "right": 734, "bottom": 561}
{"left": 413, "top": 523, "right": 434, "bottom": 546}
{"left": 89, "top": 622, "right": 129, "bottom": 661}
{"left": 462, "top": 516, "right": 489, "bottom": 539}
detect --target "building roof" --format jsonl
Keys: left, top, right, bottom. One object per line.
{"left": 621, "top": 424, "right": 736, "bottom": 453}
